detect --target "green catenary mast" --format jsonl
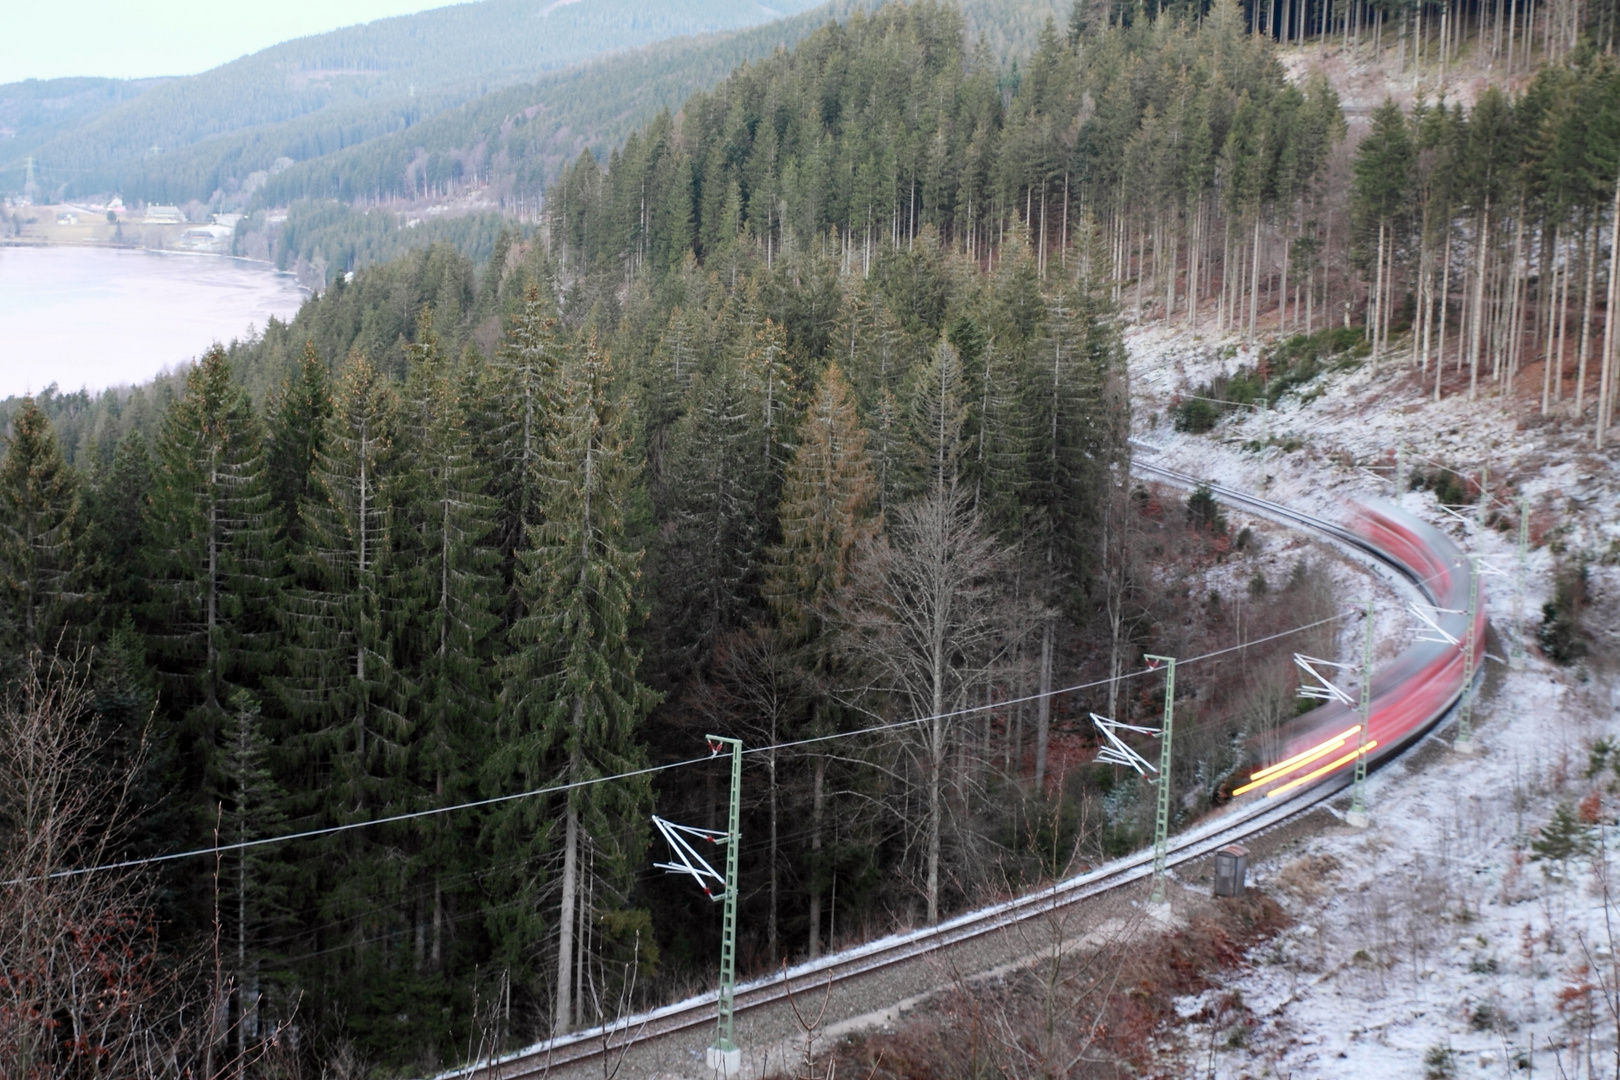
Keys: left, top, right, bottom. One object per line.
{"left": 651, "top": 736, "right": 743, "bottom": 1075}
{"left": 1145, "top": 655, "right": 1176, "bottom": 907}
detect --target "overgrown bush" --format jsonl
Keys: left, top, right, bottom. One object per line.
{"left": 1174, "top": 396, "right": 1221, "bottom": 432}
{"left": 1538, "top": 562, "right": 1589, "bottom": 664}
{"left": 1531, "top": 801, "right": 1593, "bottom": 874}
{"left": 1178, "top": 328, "right": 1368, "bottom": 432}
{"left": 1409, "top": 466, "right": 1477, "bottom": 507}
{"left": 1186, "top": 484, "right": 1227, "bottom": 536}
{"left": 1424, "top": 1043, "right": 1457, "bottom": 1079}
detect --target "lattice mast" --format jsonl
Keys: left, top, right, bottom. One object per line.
{"left": 1352, "top": 600, "right": 1373, "bottom": 821}
{"left": 1457, "top": 555, "right": 1482, "bottom": 750}
{"left": 1511, "top": 497, "right": 1528, "bottom": 667}
{"left": 651, "top": 735, "right": 743, "bottom": 1074}
{"left": 1145, "top": 655, "right": 1176, "bottom": 906}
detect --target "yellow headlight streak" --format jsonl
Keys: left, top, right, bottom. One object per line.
{"left": 1263, "top": 740, "right": 1378, "bottom": 799}
{"left": 1230, "top": 725, "right": 1362, "bottom": 797}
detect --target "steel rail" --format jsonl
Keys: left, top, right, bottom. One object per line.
{"left": 445, "top": 462, "right": 1470, "bottom": 1080}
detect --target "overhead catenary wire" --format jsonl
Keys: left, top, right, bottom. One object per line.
{"left": 19, "top": 608, "right": 1360, "bottom": 885}
{"left": 753, "top": 610, "right": 1355, "bottom": 755}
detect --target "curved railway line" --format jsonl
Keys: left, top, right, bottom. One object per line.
{"left": 447, "top": 462, "right": 1483, "bottom": 1080}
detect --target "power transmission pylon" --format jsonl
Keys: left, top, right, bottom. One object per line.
{"left": 651, "top": 736, "right": 743, "bottom": 1075}
{"left": 1145, "top": 655, "right": 1176, "bottom": 908}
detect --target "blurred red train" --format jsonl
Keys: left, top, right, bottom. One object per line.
{"left": 1233, "top": 500, "right": 1485, "bottom": 800}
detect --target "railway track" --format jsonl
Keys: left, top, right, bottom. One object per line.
{"left": 446, "top": 463, "right": 1476, "bottom": 1080}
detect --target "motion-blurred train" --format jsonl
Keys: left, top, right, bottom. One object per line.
{"left": 1232, "top": 500, "right": 1486, "bottom": 800}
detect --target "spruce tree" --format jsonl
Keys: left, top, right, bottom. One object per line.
{"left": 765, "top": 362, "right": 876, "bottom": 957}
{"left": 653, "top": 359, "right": 769, "bottom": 676}
{"left": 399, "top": 307, "right": 500, "bottom": 982}
{"left": 489, "top": 334, "right": 656, "bottom": 1036}
{"left": 0, "top": 398, "right": 85, "bottom": 659}
{"left": 144, "top": 345, "right": 278, "bottom": 721}
{"left": 1016, "top": 279, "right": 1121, "bottom": 788}
{"left": 275, "top": 349, "right": 419, "bottom": 1056}
{"left": 84, "top": 430, "right": 152, "bottom": 631}
{"left": 266, "top": 341, "right": 332, "bottom": 549}
{"left": 1351, "top": 99, "right": 1414, "bottom": 367}
{"left": 487, "top": 282, "right": 565, "bottom": 568}
{"left": 280, "top": 349, "right": 411, "bottom": 816}
{"left": 218, "top": 689, "right": 290, "bottom": 1050}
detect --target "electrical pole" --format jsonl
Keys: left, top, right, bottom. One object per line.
{"left": 1511, "top": 497, "right": 1528, "bottom": 668}
{"left": 651, "top": 737, "right": 743, "bottom": 1075}
{"left": 1395, "top": 442, "right": 1406, "bottom": 508}
{"left": 1145, "top": 655, "right": 1176, "bottom": 908}
{"left": 1455, "top": 556, "right": 1481, "bottom": 753}
{"left": 708, "top": 734, "right": 742, "bottom": 1075}
{"left": 1347, "top": 599, "right": 1375, "bottom": 828}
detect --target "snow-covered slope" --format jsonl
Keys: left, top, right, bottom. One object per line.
{"left": 1127, "top": 323, "right": 1619, "bottom": 1077}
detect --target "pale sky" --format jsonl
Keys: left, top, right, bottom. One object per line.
{"left": 1, "top": 0, "right": 466, "bottom": 82}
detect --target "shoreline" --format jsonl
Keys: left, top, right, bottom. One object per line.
{"left": 0, "top": 238, "right": 306, "bottom": 284}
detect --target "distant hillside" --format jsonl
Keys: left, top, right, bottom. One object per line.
{"left": 0, "top": 77, "right": 167, "bottom": 169}
{"left": 4, "top": 0, "right": 823, "bottom": 199}
{"left": 238, "top": 0, "right": 1067, "bottom": 282}
{"left": 255, "top": 0, "right": 1067, "bottom": 211}
{"left": 252, "top": 5, "right": 860, "bottom": 212}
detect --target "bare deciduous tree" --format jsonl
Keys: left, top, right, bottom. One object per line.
{"left": 0, "top": 655, "right": 168, "bottom": 1078}
{"left": 0, "top": 655, "right": 288, "bottom": 1080}
{"left": 840, "top": 486, "right": 1028, "bottom": 925}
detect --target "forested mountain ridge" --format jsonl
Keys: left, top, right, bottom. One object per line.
{"left": 3, "top": 0, "right": 826, "bottom": 202}
{"left": 251, "top": 0, "right": 1070, "bottom": 217}
{"left": 0, "top": 76, "right": 168, "bottom": 164}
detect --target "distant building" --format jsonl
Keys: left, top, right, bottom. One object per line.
{"left": 56, "top": 212, "right": 78, "bottom": 225}
{"left": 145, "top": 205, "right": 184, "bottom": 224}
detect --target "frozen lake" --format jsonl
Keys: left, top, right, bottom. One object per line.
{"left": 0, "top": 245, "right": 309, "bottom": 399}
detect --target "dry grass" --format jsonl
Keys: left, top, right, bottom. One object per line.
{"left": 1272, "top": 853, "right": 1344, "bottom": 904}
{"left": 816, "top": 892, "right": 1291, "bottom": 1080}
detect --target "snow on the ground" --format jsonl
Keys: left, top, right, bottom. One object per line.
{"left": 1124, "top": 322, "right": 1620, "bottom": 1078}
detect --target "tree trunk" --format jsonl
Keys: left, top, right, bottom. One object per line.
{"left": 1556, "top": 224, "right": 1572, "bottom": 403}
{"left": 1249, "top": 216, "right": 1262, "bottom": 344}
{"left": 1034, "top": 620, "right": 1053, "bottom": 790}
{"left": 1470, "top": 201, "right": 1491, "bottom": 400}
{"left": 554, "top": 740, "right": 581, "bottom": 1036}
{"left": 927, "top": 713, "right": 943, "bottom": 925}
{"left": 1371, "top": 219, "right": 1387, "bottom": 372}
{"left": 1598, "top": 172, "right": 1620, "bottom": 448}
{"left": 767, "top": 745, "right": 779, "bottom": 966}
{"left": 1577, "top": 215, "right": 1598, "bottom": 416}
{"left": 807, "top": 751, "right": 825, "bottom": 959}
{"left": 1437, "top": 228, "right": 1453, "bottom": 400}
{"left": 1544, "top": 225, "right": 1563, "bottom": 413}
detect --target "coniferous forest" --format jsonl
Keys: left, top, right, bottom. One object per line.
{"left": 7, "top": 0, "right": 1620, "bottom": 1074}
